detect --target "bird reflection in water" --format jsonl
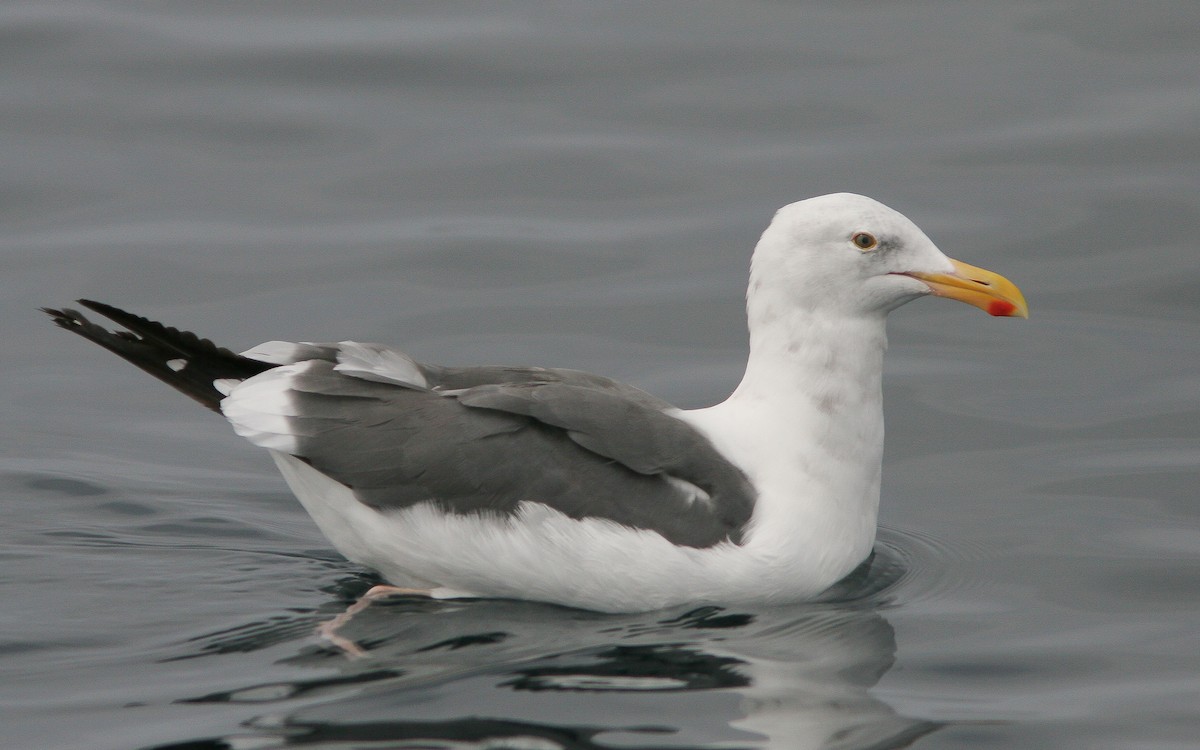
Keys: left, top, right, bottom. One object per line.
{"left": 154, "top": 547, "right": 942, "bottom": 750}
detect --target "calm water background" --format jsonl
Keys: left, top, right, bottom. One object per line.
{"left": 3, "top": 2, "right": 1199, "bottom": 748}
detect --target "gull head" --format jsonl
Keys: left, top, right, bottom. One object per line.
{"left": 748, "top": 193, "right": 1028, "bottom": 320}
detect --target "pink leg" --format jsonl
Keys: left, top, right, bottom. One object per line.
{"left": 316, "top": 585, "right": 432, "bottom": 658}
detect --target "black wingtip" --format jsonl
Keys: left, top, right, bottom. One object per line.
{"left": 43, "top": 299, "right": 272, "bottom": 413}
{"left": 76, "top": 298, "right": 129, "bottom": 318}
{"left": 41, "top": 304, "right": 132, "bottom": 343}
{"left": 40, "top": 305, "right": 76, "bottom": 324}
{"left": 41, "top": 303, "right": 102, "bottom": 327}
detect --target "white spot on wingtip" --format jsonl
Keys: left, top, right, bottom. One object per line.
{"left": 166, "top": 358, "right": 187, "bottom": 372}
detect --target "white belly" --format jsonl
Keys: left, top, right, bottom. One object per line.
{"left": 268, "top": 451, "right": 856, "bottom": 612}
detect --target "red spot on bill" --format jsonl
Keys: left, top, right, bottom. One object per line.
{"left": 987, "top": 300, "right": 1016, "bottom": 317}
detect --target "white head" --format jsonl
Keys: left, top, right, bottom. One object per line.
{"left": 748, "top": 193, "right": 1027, "bottom": 321}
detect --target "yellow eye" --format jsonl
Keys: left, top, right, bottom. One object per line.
{"left": 851, "top": 232, "right": 878, "bottom": 251}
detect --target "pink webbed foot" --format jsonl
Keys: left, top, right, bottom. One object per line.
{"left": 316, "top": 585, "right": 432, "bottom": 658}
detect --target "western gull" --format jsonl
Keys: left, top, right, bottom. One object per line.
{"left": 44, "top": 193, "right": 1026, "bottom": 614}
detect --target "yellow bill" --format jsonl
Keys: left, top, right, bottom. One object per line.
{"left": 906, "top": 258, "right": 1029, "bottom": 318}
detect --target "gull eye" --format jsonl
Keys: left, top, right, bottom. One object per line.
{"left": 851, "top": 232, "right": 878, "bottom": 251}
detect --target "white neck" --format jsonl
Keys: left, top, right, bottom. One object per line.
{"left": 677, "top": 296, "right": 888, "bottom": 589}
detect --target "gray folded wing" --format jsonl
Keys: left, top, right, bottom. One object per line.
{"left": 239, "top": 342, "right": 756, "bottom": 548}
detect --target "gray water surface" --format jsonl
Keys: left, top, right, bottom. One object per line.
{"left": 4, "top": 3, "right": 1199, "bottom": 749}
